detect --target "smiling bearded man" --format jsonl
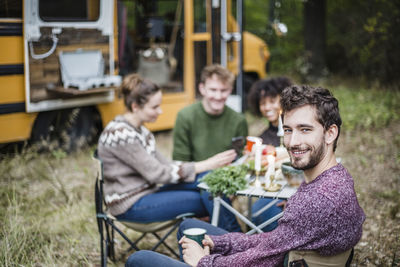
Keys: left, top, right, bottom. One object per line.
{"left": 284, "top": 105, "right": 327, "bottom": 171}
{"left": 281, "top": 86, "right": 343, "bottom": 182}
{"left": 125, "top": 85, "right": 365, "bottom": 267}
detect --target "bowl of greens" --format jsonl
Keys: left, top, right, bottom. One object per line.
{"left": 281, "top": 162, "right": 304, "bottom": 187}
{"left": 200, "top": 165, "right": 248, "bottom": 196}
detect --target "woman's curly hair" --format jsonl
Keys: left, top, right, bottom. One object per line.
{"left": 247, "top": 77, "right": 292, "bottom": 116}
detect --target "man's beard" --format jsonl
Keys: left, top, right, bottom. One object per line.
{"left": 289, "top": 137, "right": 326, "bottom": 171}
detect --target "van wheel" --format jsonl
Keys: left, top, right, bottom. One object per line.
{"left": 30, "top": 107, "right": 102, "bottom": 152}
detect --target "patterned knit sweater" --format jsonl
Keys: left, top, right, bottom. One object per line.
{"left": 97, "top": 115, "right": 196, "bottom": 216}
{"left": 198, "top": 164, "right": 365, "bottom": 267}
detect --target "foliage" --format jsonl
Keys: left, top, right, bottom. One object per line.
{"left": 326, "top": 0, "right": 400, "bottom": 85}
{"left": 244, "top": 0, "right": 400, "bottom": 85}
{"left": 244, "top": 0, "right": 304, "bottom": 76}
{"left": 200, "top": 165, "right": 248, "bottom": 196}
{"left": 329, "top": 84, "right": 400, "bottom": 130}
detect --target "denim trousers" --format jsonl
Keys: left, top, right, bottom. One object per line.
{"left": 251, "top": 198, "right": 283, "bottom": 232}
{"left": 126, "top": 219, "right": 227, "bottom": 267}
{"left": 116, "top": 172, "right": 242, "bottom": 232}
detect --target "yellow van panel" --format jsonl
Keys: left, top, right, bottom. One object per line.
{"left": 0, "top": 36, "right": 24, "bottom": 64}
{"left": 146, "top": 93, "right": 191, "bottom": 131}
{"left": 97, "top": 92, "right": 192, "bottom": 132}
{"left": 145, "top": 101, "right": 188, "bottom": 131}
{"left": 243, "top": 32, "right": 269, "bottom": 78}
{"left": 0, "top": 75, "right": 25, "bottom": 104}
{"left": 227, "top": 32, "right": 269, "bottom": 79}
{"left": 97, "top": 98, "right": 126, "bottom": 128}
{"left": 0, "top": 113, "right": 37, "bottom": 143}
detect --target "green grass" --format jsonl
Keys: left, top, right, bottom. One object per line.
{"left": 0, "top": 149, "right": 101, "bottom": 266}
{"left": 0, "top": 81, "right": 399, "bottom": 266}
{"left": 332, "top": 86, "right": 400, "bottom": 131}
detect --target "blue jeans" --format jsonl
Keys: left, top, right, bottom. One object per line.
{"left": 251, "top": 198, "right": 283, "bottom": 232}
{"left": 116, "top": 190, "right": 208, "bottom": 222}
{"left": 117, "top": 172, "right": 242, "bottom": 232}
{"left": 125, "top": 250, "right": 189, "bottom": 267}
{"left": 126, "top": 219, "right": 227, "bottom": 267}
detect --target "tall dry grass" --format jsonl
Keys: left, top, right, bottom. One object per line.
{"left": 0, "top": 149, "right": 100, "bottom": 266}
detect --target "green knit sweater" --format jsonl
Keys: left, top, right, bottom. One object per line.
{"left": 172, "top": 102, "right": 248, "bottom": 162}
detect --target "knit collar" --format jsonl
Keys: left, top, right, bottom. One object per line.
{"left": 115, "top": 115, "right": 144, "bottom": 134}
{"left": 198, "top": 101, "right": 227, "bottom": 118}
{"left": 298, "top": 163, "right": 343, "bottom": 189}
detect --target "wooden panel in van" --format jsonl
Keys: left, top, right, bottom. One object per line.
{"left": 28, "top": 28, "right": 110, "bottom": 102}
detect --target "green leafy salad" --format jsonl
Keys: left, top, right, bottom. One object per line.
{"left": 200, "top": 165, "right": 248, "bottom": 196}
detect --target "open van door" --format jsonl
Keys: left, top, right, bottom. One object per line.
{"left": 23, "top": 0, "right": 119, "bottom": 112}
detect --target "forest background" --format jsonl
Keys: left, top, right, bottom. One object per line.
{"left": 246, "top": 0, "right": 399, "bottom": 86}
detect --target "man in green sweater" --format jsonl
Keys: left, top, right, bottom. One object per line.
{"left": 173, "top": 64, "right": 248, "bottom": 162}
{"left": 171, "top": 64, "right": 247, "bottom": 232}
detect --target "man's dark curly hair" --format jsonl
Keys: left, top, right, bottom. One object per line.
{"left": 280, "top": 85, "right": 342, "bottom": 151}
{"left": 247, "top": 77, "right": 292, "bottom": 116}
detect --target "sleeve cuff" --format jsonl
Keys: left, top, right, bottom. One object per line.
{"left": 210, "top": 235, "right": 231, "bottom": 254}
{"left": 177, "top": 162, "right": 196, "bottom": 183}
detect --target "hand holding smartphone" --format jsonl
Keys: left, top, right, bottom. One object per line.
{"left": 231, "top": 136, "right": 245, "bottom": 157}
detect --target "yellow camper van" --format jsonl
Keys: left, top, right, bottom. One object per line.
{"left": 0, "top": 0, "right": 269, "bottom": 150}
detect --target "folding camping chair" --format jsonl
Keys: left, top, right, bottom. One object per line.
{"left": 93, "top": 152, "right": 193, "bottom": 266}
{"left": 287, "top": 248, "right": 354, "bottom": 267}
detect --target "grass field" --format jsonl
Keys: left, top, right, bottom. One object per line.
{"left": 1, "top": 84, "right": 399, "bottom": 266}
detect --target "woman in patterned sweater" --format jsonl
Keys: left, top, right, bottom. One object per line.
{"left": 97, "top": 74, "right": 240, "bottom": 230}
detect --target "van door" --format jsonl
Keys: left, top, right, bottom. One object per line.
{"left": 23, "top": 0, "right": 118, "bottom": 112}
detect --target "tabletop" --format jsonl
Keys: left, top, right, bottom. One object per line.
{"left": 198, "top": 180, "right": 298, "bottom": 233}
{"left": 198, "top": 180, "right": 297, "bottom": 200}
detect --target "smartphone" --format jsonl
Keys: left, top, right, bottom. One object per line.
{"left": 231, "top": 136, "right": 245, "bottom": 156}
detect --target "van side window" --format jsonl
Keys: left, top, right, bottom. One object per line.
{"left": 39, "top": 0, "right": 100, "bottom": 22}
{"left": 0, "top": 1, "right": 22, "bottom": 18}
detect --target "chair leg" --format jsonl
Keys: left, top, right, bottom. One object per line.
{"left": 150, "top": 220, "right": 182, "bottom": 258}
{"left": 100, "top": 217, "right": 142, "bottom": 263}
{"left": 103, "top": 238, "right": 108, "bottom": 267}
{"left": 110, "top": 223, "right": 116, "bottom": 261}
{"left": 123, "top": 233, "right": 147, "bottom": 254}
{"left": 132, "top": 233, "right": 147, "bottom": 247}
{"left": 151, "top": 232, "right": 180, "bottom": 258}
{"left": 108, "top": 219, "right": 141, "bottom": 252}
{"left": 98, "top": 219, "right": 107, "bottom": 267}
{"left": 98, "top": 213, "right": 192, "bottom": 261}
{"left": 104, "top": 221, "right": 115, "bottom": 261}
{"left": 345, "top": 248, "right": 354, "bottom": 267}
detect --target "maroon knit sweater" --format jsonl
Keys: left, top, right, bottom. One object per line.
{"left": 198, "top": 164, "right": 365, "bottom": 267}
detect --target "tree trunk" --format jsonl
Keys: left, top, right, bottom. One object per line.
{"left": 304, "top": 0, "right": 326, "bottom": 81}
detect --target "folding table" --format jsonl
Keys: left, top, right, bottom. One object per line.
{"left": 198, "top": 181, "right": 297, "bottom": 234}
